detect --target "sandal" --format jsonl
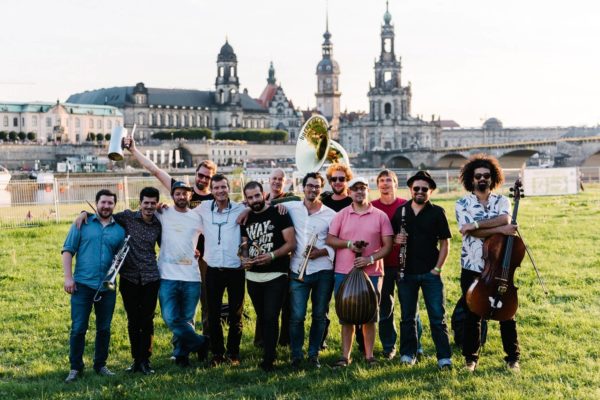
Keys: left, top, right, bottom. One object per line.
{"left": 366, "top": 357, "right": 378, "bottom": 367}
{"left": 333, "top": 357, "right": 351, "bottom": 368}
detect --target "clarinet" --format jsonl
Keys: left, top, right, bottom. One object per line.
{"left": 397, "top": 207, "right": 407, "bottom": 281}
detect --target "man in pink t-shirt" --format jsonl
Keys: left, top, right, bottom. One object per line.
{"left": 326, "top": 177, "right": 393, "bottom": 367}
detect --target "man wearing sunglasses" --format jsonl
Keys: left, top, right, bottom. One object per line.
{"left": 392, "top": 171, "right": 452, "bottom": 370}
{"left": 192, "top": 174, "right": 246, "bottom": 367}
{"left": 321, "top": 164, "right": 353, "bottom": 212}
{"left": 456, "top": 154, "right": 519, "bottom": 372}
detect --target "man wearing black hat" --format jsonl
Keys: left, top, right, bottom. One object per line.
{"left": 391, "top": 171, "right": 453, "bottom": 369}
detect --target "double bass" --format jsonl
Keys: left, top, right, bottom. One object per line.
{"left": 466, "top": 180, "right": 525, "bottom": 321}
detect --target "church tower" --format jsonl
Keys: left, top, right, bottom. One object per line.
{"left": 315, "top": 15, "right": 341, "bottom": 136}
{"left": 215, "top": 40, "right": 240, "bottom": 105}
{"left": 367, "top": 2, "right": 411, "bottom": 122}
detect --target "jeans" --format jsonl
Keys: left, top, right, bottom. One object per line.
{"left": 158, "top": 279, "right": 207, "bottom": 358}
{"left": 289, "top": 270, "right": 334, "bottom": 360}
{"left": 119, "top": 278, "right": 160, "bottom": 362}
{"left": 205, "top": 267, "right": 245, "bottom": 357}
{"left": 379, "top": 266, "right": 424, "bottom": 354}
{"left": 247, "top": 275, "right": 288, "bottom": 364}
{"left": 398, "top": 272, "right": 452, "bottom": 360}
{"left": 460, "top": 269, "right": 520, "bottom": 363}
{"left": 69, "top": 284, "right": 116, "bottom": 372}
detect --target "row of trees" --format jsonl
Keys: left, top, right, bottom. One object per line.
{"left": 151, "top": 129, "right": 288, "bottom": 142}
{"left": 86, "top": 133, "right": 111, "bottom": 142}
{"left": 0, "top": 131, "right": 36, "bottom": 141}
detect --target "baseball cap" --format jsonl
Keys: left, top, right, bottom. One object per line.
{"left": 171, "top": 181, "right": 192, "bottom": 195}
{"left": 348, "top": 177, "right": 369, "bottom": 189}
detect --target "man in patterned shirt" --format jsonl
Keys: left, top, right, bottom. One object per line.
{"left": 455, "top": 154, "right": 519, "bottom": 372}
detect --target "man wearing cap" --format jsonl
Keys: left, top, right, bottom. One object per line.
{"left": 392, "top": 171, "right": 453, "bottom": 369}
{"left": 152, "top": 181, "right": 209, "bottom": 367}
{"left": 326, "top": 177, "right": 393, "bottom": 367}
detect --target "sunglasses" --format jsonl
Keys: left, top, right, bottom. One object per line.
{"left": 197, "top": 172, "right": 212, "bottom": 180}
{"left": 330, "top": 176, "right": 346, "bottom": 183}
{"left": 474, "top": 173, "right": 491, "bottom": 180}
{"left": 412, "top": 186, "right": 430, "bottom": 193}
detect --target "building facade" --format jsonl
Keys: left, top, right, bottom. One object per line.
{"left": 0, "top": 101, "right": 123, "bottom": 144}
{"left": 67, "top": 41, "right": 302, "bottom": 144}
{"left": 337, "top": 5, "right": 441, "bottom": 155}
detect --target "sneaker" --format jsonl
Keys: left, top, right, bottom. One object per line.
{"left": 125, "top": 362, "right": 140, "bottom": 373}
{"left": 175, "top": 356, "right": 191, "bottom": 368}
{"left": 227, "top": 354, "right": 241, "bottom": 367}
{"left": 400, "top": 355, "right": 416, "bottom": 366}
{"left": 438, "top": 358, "right": 452, "bottom": 370}
{"left": 383, "top": 349, "right": 397, "bottom": 360}
{"left": 95, "top": 366, "right": 115, "bottom": 377}
{"left": 465, "top": 361, "right": 477, "bottom": 372}
{"left": 416, "top": 348, "right": 425, "bottom": 361}
{"left": 507, "top": 361, "right": 520, "bottom": 372}
{"left": 139, "top": 360, "right": 155, "bottom": 375}
{"left": 308, "top": 356, "right": 321, "bottom": 369}
{"left": 64, "top": 369, "right": 80, "bottom": 383}
{"left": 210, "top": 354, "right": 226, "bottom": 367}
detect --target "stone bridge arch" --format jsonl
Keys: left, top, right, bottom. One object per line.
{"left": 434, "top": 153, "right": 469, "bottom": 169}
{"left": 177, "top": 145, "right": 194, "bottom": 168}
{"left": 582, "top": 150, "right": 600, "bottom": 167}
{"left": 497, "top": 149, "right": 540, "bottom": 168}
{"left": 385, "top": 155, "right": 413, "bottom": 169}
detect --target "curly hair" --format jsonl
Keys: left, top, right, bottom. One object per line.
{"left": 325, "top": 163, "right": 353, "bottom": 181}
{"left": 459, "top": 153, "right": 504, "bottom": 192}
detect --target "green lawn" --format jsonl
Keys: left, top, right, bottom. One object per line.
{"left": 1, "top": 188, "right": 599, "bottom": 399}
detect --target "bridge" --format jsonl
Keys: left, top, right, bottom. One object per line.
{"left": 368, "top": 136, "right": 600, "bottom": 169}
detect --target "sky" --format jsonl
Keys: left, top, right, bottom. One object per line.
{"left": 1, "top": 0, "right": 599, "bottom": 128}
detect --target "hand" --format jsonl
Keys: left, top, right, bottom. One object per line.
{"left": 123, "top": 136, "right": 136, "bottom": 152}
{"left": 430, "top": 268, "right": 441, "bottom": 276}
{"left": 275, "top": 204, "right": 288, "bottom": 215}
{"left": 236, "top": 208, "right": 251, "bottom": 225}
{"left": 241, "top": 257, "right": 254, "bottom": 270}
{"left": 394, "top": 233, "right": 407, "bottom": 245}
{"left": 64, "top": 277, "right": 77, "bottom": 294}
{"left": 156, "top": 202, "right": 169, "bottom": 214}
{"left": 500, "top": 224, "right": 518, "bottom": 236}
{"left": 353, "top": 256, "right": 369, "bottom": 269}
{"left": 194, "top": 249, "right": 200, "bottom": 259}
{"left": 459, "top": 223, "right": 476, "bottom": 235}
{"left": 308, "top": 247, "right": 323, "bottom": 260}
{"left": 75, "top": 212, "right": 88, "bottom": 229}
{"left": 350, "top": 241, "right": 368, "bottom": 254}
{"left": 253, "top": 253, "right": 272, "bottom": 266}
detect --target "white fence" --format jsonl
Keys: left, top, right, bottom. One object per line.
{"left": 1, "top": 167, "right": 597, "bottom": 228}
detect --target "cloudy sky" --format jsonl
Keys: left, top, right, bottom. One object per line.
{"left": 1, "top": 0, "right": 599, "bottom": 128}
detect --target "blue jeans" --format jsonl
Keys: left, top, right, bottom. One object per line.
{"left": 379, "top": 267, "right": 424, "bottom": 354}
{"left": 398, "top": 272, "right": 452, "bottom": 360}
{"left": 69, "top": 284, "right": 116, "bottom": 372}
{"left": 289, "top": 270, "right": 334, "bottom": 360}
{"left": 159, "top": 279, "right": 207, "bottom": 358}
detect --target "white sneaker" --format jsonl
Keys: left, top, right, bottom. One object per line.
{"left": 64, "top": 369, "right": 80, "bottom": 383}
{"left": 95, "top": 366, "right": 115, "bottom": 376}
{"left": 438, "top": 358, "right": 452, "bottom": 370}
{"left": 400, "top": 355, "right": 416, "bottom": 366}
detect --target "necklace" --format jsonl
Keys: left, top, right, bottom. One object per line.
{"left": 211, "top": 200, "right": 231, "bottom": 245}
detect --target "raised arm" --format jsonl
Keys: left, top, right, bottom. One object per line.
{"left": 124, "top": 137, "right": 173, "bottom": 191}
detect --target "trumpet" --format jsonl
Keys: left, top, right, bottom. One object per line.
{"left": 93, "top": 235, "right": 131, "bottom": 302}
{"left": 295, "top": 233, "right": 318, "bottom": 282}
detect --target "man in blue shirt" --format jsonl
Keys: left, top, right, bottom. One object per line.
{"left": 62, "top": 189, "right": 126, "bottom": 383}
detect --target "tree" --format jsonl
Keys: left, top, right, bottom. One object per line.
{"left": 8, "top": 131, "right": 17, "bottom": 140}
{"left": 27, "top": 132, "right": 36, "bottom": 141}
{"left": 152, "top": 128, "right": 213, "bottom": 140}
{"left": 215, "top": 129, "right": 288, "bottom": 142}
{"left": 87, "top": 132, "right": 95, "bottom": 141}
{"left": 17, "top": 132, "right": 26, "bottom": 141}
{"left": 105, "top": 133, "right": 111, "bottom": 141}
{"left": 96, "top": 133, "right": 105, "bottom": 142}
{"left": 0, "top": 131, "right": 7, "bottom": 141}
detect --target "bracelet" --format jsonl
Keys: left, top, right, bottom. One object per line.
{"left": 473, "top": 220, "right": 479, "bottom": 229}
{"left": 270, "top": 252, "right": 275, "bottom": 261}
{"left": 369, "top": 255, "right": 375, "bottom": 265}
{"left": 347, "top": 240, "right": 352, "bottom": 249}
{"left": 434, "top": 267, "right": 442, "bottom": 273}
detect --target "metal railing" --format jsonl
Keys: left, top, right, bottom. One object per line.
{"left": 1, "top": 167, "right": 598, "bottom": 228}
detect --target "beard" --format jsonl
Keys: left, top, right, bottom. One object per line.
{"left": 98, "top": 208, "right": 113, "bottom": 219}
{"left": 413, "top": 196, "right": 426, "bottom": 205}
{"left": 196, "top": 181, "right": 207, "bottom": 191}
{"left": 174, "top": 198, "right": 188, "bottom": 209}
{"left": 332, "top": 186, "right": 345, "bottom": 195}
{"left": 250, "top": 200, "right": 266, "bottom": 212}
{"left": 477, "top": 181, "right": 490, "bottom": 191}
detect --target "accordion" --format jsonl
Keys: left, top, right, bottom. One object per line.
{"left": 335, "top": 267, "right": 378, "bottom": 325}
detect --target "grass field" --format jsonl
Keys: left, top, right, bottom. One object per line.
{"left": 1, "top": 188, "right": 599, "bottom": 399}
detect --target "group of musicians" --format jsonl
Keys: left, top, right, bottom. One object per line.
{"left": 61, "top": 142, "right": 520, "bottom": 382}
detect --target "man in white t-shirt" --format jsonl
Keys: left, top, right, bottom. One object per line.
{"left": 156, "top": 181, "right": 209, "bottom": 367}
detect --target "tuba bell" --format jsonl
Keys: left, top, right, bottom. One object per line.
{"left": 295, "top": 115, "right": 349, "bottom": 175}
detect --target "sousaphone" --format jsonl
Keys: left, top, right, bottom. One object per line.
{"left": 295, "top": 115, "right": 349, "bottom": 175}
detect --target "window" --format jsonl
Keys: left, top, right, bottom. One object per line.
{"left": 32, "top": 116, "right": 38, "bottom": 126}
{"left": 230, "top": 66, "right": 235, "bottom": 76}
{"left": 167, "top": 115, "right": 173, "bottom": 126}
{"left": 13, "top": 117, "right": 18, "bottom": 127}
{"left": 47, "top": 117, "right": 52, "bottom": 127}
{"left": 75, "top": 118, "right": 80, "bottom": 128}
{"left": 97, "top": 120, "right": 102, "bottom": 129}
{"left": 150, "top": 114, "right": 156, "bottom": 126}
{"left": 157, "top": 114, "right": 162, "bottom": 126}
{"left": 384, "top": 38, "right": 392, "bottom": 53}
{"left": 138, "top": 113, "right": 144, "bottom": 125}
{"left": 174, "top": 114, "right": 178, "bottom": 127}
{"left": 384, "top": 103, "right": 392, "bottom": 115}
{"left": 183, "top": 115, "right": 188, "bottom": 127}
{"left": 384, "top": 71, "right": 392, "bottom": 82}
{"left": 88, "top": 119, "right": 93, "bottom": 128}
{"left": 107, "top": 120, "right": 112, "bottom": 129}
{"left": 219, "top": 66, "right": 224, "bottom": 77}
{"left": 2, "top": 116, "right": 8, "bottom": 127}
